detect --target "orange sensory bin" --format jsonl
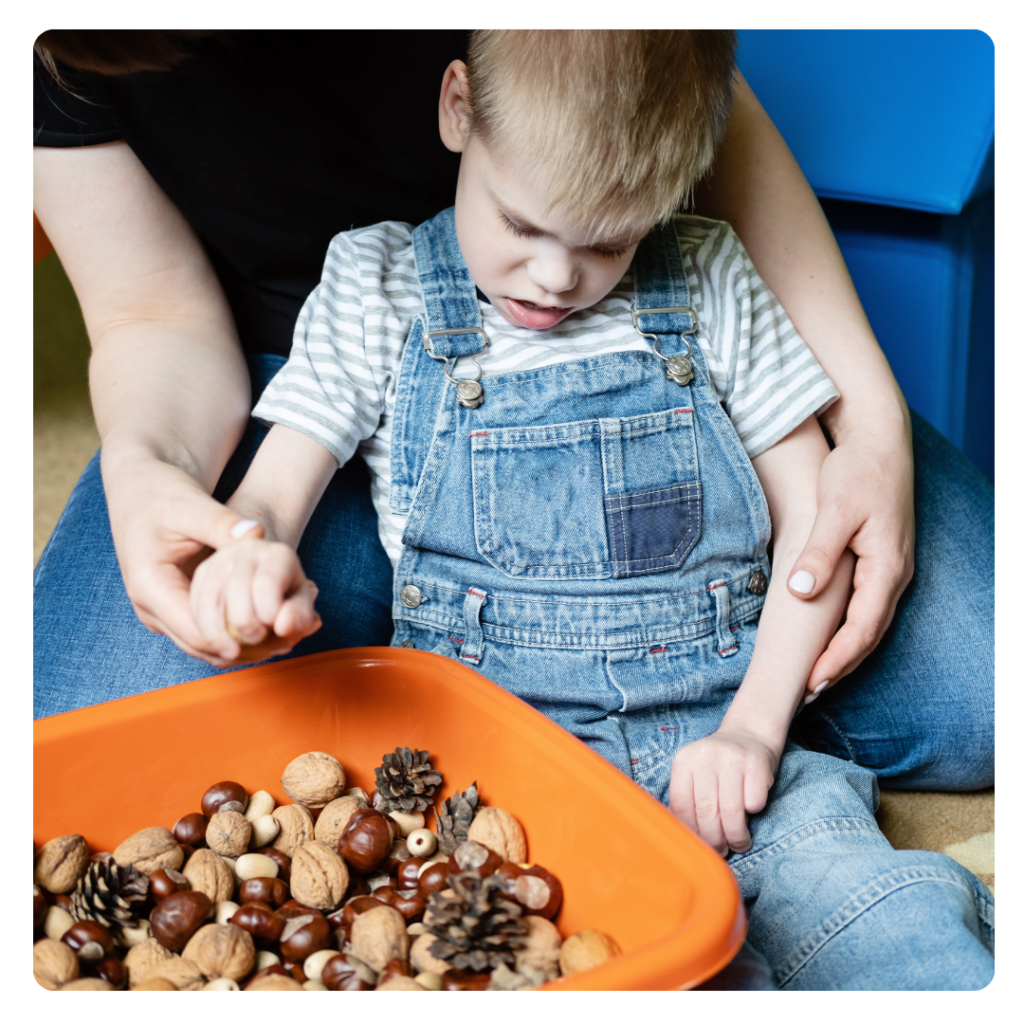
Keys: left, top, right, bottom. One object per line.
{"left": 34, "top": 647, "right": 745, "bottom": 990}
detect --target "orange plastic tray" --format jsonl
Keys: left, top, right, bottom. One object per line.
{"left": 34, "top": 647, "right": 745, "bottom": 990}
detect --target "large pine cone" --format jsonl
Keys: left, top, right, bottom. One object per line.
{"left": 374, "top": 747, "right": 443, "bottom": 814}
{"left": 70, "top": 852, "right": 149, "bottom": 937}
{"left": 426, "top": 871, "right": 528, "bottom": 972}
{"left": 436, "top": 782, "right": 480, "bottom": 855}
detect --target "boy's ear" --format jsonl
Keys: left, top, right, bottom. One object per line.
{"left": 438, "top": 60, "right": 471, "bottom": 153}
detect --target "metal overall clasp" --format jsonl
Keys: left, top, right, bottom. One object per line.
{"left": 631, "top": 304, "right": 699, "bottom": 386}
{"left": 423, "top": 327, "right": 489, "bottom": 409}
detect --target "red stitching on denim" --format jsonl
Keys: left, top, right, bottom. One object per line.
{"left": 649, "top": 647, "right": 668, "bottom": 654}
{"left": 659, "top": 726, "right": 679, "bottom": 731}
{"left": 467, "top": 588, "right": 486, "bottom": 598}
{"left": 469, "top": 432, "right": 489, "bottom": 437}
{"left": 730, "top": 624, "right": 739, "bottom": 631}
{"left": 630, "top": 759, "right": 640, "bottom": 764}
{"left": 673, "top": 408, "right": 693, "bottom": 414}
{"left": 707, "top": 581, "right": 728, "bottom": 590}
{"left": 449, "top": 637, "right": 464, "bottom": 644}
{"left": 719, "top": 645, "right": 738, "bottom": 655}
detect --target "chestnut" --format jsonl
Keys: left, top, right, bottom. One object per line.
{"left": 172, "top": 812, "right": 209, "bottom": 848}
{"left": 231, "top": 903, "right": 285, "bottom": 949}
{"left": 450, "top": 841, "right": 502, "bottom": 878}
{"left": 339, "top": 895, "right": 383, "bottom": 929}
{"left": 92, "top": 956, "right": 126, "bottom": 990}
{"left": 344, "top": 873, "right": 370, "bottom": 900}
{"left": 54, "top": 894, "right": 73, "bottom": 913}
{"left": 396, "top": 857, "right": 425, "bottom": 890}
{"left": 513, "top": 865, "right": 563, "bottom": 920}
{"left": 149, "top": 890, "right": 212, "bottom": 952}
{"left": 278, "top": 912, "right": 331, "bottom": 961}
{"left": 61, "top": 920, "right": 115, "bottom": 961}
{"left": 391, "top": 891, "right": 427, "bottom": 923}
{"left": 321, "top": 953, "right": 374, "bottom": 991}
{"left": 442, "top": 968, "right": 493, "bottom": 991}
{"left": 238, "top": 876, "right": 289, "bottom": 909}
{"left": 370, "top": 885, "right": 396, "bottom": 906}
{"left": 492, "top": 862, "right": 526, "bottom": 893}
{"left": 253, "top": 846, "right": 291, "bottom": 883}
{"left": 281, "top": 957, "right": 307, "bottom": 983}
{"left": 377, "top": 957, "right": 415, "bottom": 986}
{"left": 337, "top": 809, "right": 392, "bottom": 874}
{"left": 33, "top": 885, "right": 46, "bottom": 931}
{"left": 417, "top": 861, "right": 451, "bottom": 897}
{"left": 201, "top": 781, "right": 248, "bottom": 818}
{"left": 277, "top": 899, "right": 320, "bottom": 917}
{"left": 148, "top": 868, "right": 190, "bottom": 903}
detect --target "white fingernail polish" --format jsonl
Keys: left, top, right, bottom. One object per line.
{"left": 813, "top": 679, "right": 830, "bottom": 695}
{"left": 230, "top": 519, "right": 259, "bottom": 539}
{"left": 789, "top": 569, "right": 815, "bottom": 594}
{"left": 803, "top": 692, "right": 819, "bottom": 705}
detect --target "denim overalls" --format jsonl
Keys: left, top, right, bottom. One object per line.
{"left": 388, "top": 208, "right": 994, "bottom": 988}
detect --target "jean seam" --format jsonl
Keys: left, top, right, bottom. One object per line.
{"left": 772, "top": 864, "right": 993, "bottom": 988}
{"left": 729, "top": 817, "right": 880, "bottom": 879}
{"left": 817, "top": 712, "right": 859, "bottom": 763}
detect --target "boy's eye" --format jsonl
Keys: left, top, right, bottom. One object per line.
{"left": 500, "top": 213, "right": 536, "bottom": 239}
{"left": 592, "top": 245, "right": 629, "bottom": 259}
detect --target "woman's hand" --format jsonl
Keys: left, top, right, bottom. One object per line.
{"left": 788, "top": 422, "right": 915, "bottom": 697}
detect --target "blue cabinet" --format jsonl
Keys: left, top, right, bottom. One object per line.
{"left": 736, "top": 30, "right": 994, "bottom": 481}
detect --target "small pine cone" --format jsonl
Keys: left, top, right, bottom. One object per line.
{"left": 71, "top": 853, "right": 149, "bottom": 939}
{"left": 374, "top": 747, "right": 443, "bottom": 814}
{"left": 425, "top": 871, "right": 528, "bottom": 973}
{"left": 436, "top": 783, "right": 480, "bottom": 856}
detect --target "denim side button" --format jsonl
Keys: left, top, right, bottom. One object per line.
{"left": 400, "top": 585, "right": 423, "bottom": 608}
{"left": 748, "top": 571, "right": 767, "bottom": 596}
{"left": 398, "top": 640, "right": 415, "bottom": 649}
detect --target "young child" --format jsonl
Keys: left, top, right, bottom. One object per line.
{"left": 190, "top": 31, "right": 993, "bottom": 988}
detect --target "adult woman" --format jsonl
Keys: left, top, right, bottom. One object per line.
{"left": 33, "top": 31, "right": 993, "bottom": 796}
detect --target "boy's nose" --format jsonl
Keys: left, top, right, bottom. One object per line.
{"left": 527, "top": 245, "right": 578, "bottom": 297}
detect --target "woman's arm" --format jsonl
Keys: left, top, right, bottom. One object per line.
{"left": 34, "top": 140, "right": 258, "bottom": 665}
{"left": 693, "top": 72, "right": 915, "bottom": 693}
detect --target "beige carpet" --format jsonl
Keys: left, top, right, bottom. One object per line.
{"left": 34, "top": 252, "right": 994, "bottom": 895}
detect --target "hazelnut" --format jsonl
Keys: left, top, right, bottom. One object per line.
{"left": 181, "top": 848, "right": 233, "bottom": 904}
{"left": 61, "top": 919, "right": 115, "bottom": 962}
{"left": 149, "top": 890, "right": 212, "bottom": 952}
{"left": 558, "top": 929, "right": 622, "bottom": 976}
{"left": 281, "top": 751, "right": 347, "bottom": 806}
{"left": 238, "top": 876, "right": 289, "bottom": 908}
{"left": 409, "top": 931, "right": 450, "bottom": 975}
{"left": 113, "top": 826, "right": 183, "bottom": 875}
{"left": 244, "top": 790, "right": 276, "bottom": 822}
{"left": 206, "top": 809, "right": 251, "bottom": 858}
{"left": 321, "top": 953, "right": 376, "bottom": 991}
{"left": 467, "top": 807, "right": 527, "bottom": 863}
{"left": 43, "top": 904, "right": 75, "bottom": 941}
{"left": 182, "top": 923, "right": 255, "bottom": 981}
{"left": 34, "top": 834, "right": 90, "bottom": 894}
{"left": 253, "top": 845, "right": 292, "bottom": 882}
{"left": 271, "top": 804, "right": 315, "bottom": 858}
{"left": 338, "top": 808, "right": 392, "bottom": 874}
{"left": 172, "top": 812, "right": 208, "bottom": 848}
{"left": 279, "top": 912, "right": 331, "bottom": 962}
{"left": 349, "top": 903, "right": 409, "bottom": 973}
{"left": 249, "top": 814, "right": 281, "bottom": 848}
{"left": 290, "top": 840, "right": 350, "bottom": 911}
{"left": 313, "top": 794, "right": 367, "bottom": 850}
{"left": 201, "top": 780, "right": 249, "bottom": 818}
{"left": 60, "top": 977, "right": 114, "bottom": 991}
{"left": 451, "top": 840, "right": 502, "bottom": 877}
{"left": 33, "top": 938, "right": 79, "bottom": 990}
{"left": 149, "top": 867, "right": 191, "bottom": 903}
{"left": 406, "top": 828, "right": 438, "bottom": 858}
{"left": 515, "top": 915, "right": 562, "bottom": 982}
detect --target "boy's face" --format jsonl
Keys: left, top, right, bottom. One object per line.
{"left": 439, "top": 61, "right": 648, "bottom": 331}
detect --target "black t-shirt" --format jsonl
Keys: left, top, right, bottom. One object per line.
{"left": 34, "top": 31, "right": 468, "bottom": 356}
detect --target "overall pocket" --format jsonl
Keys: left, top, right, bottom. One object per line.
{"left": 470, "top": 407, "right": 701, "bottom": 579}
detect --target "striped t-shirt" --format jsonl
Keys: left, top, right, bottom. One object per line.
{"left": 253, "top": 214, "right": 839, "bottom": 567}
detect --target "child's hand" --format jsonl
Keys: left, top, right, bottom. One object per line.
{"left": 667, "top": 729, "right": 779, "bottom": 857}
{"left": 189, "top": 535, "right": 322, "bottom": 666}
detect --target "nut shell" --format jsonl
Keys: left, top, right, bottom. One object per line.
{"left": 410, "top": 931, "right": 450, "bottom": 975}
{"left": 34, "top": 834, "right": 90, "bottom": 894}
{"left": 290, "top": 840, "right": 350, "bottom": 911}
{"left": 558, "top": 929, "right": 622, "bottom": 976}
{"left": 206, "top": 809, "right": 252, "bottom": 858}
{"left": 182, "top": 848, "right": 234, "bottom": 904}
{"left": 182, "top": 923, "right": 255, "bottom": 981}
{"left": 201, "top": 781, "right": 248, "bottom": 818}
{"left": 281, "top": 751, "right": 347, "bottom": 806}
{"left": 149, "top": 890, "right": 212, "bottom": 952}
{"left": 466, "top": 807, "right": 527, "bottom": 863}
{"left": 349, "top": 903, "right": 409, "bottom": 973}
{"left": 313, "top": 794, "right": 367, "bottom": 850}
{"left": 33, "top": 938, "right": 80, "bottom": 990}
{"left": 114, "top": 826, "right": 184, "bottom": 875}
{"left": 271, "top": 804, "right": 315, "bottom": 858}
{"left": 515, "top": 915, "right": 562, "bottom": 982}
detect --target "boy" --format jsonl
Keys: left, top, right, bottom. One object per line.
{"left": 190, "top": 31, "right": 993, "bottom": 988}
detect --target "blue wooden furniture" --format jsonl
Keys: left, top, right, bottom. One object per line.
{"left": 737, "top": 30, "right": 994, "bottom": 481}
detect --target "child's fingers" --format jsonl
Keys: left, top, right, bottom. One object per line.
{"left": 249, "top": 544, "right": 306, "bottom": 631}
{"left": 718, "top": 774, "right": 751, "bottom": 854}
{"left": 223, "top": 565, "right": 270, "bottom": 647}
{"left": 189, "top": 556, "right": 242, "bottom": 660}
{"left": 273, "top": 580, "right": 322, "bottom": 641}
{"left": 667, "top": 767, "right": 698, "bottom": 836}
{"left": 692, "top": 773, "right": 727, "bottom": 857}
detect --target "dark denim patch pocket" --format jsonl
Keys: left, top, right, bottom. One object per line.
{"left": 605, "top": 482, "right": 701, "bottom": 578}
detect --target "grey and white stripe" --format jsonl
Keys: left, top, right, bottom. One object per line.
{"left": 253, "top": 215, "right": 838, "bottom": 567}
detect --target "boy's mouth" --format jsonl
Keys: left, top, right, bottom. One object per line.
{"left": 503, "top": 296, "right": 573, "bottom": 330}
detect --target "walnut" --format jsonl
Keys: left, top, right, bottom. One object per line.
{"left": 246, "top": 973, "right": 304, "bottom": 991}
{"left": 182, "top": 848, "right": 234, "bottom": 904}
{"left": 409, "top": 932, "right": 450, "bottom": 975}
{"left": 349, "top": 904, "right": 410, "bottom": 973}
{"left": 376, "top": 975, "right": 425, "bottom": 991}
{"left": 488, "top": 961, "right": 535, "bottom": 991}
{"left": 33, "top": 834, "right": 90, "bottom": 894}
{"left": 466, "top": 806, "right": 527, "bottom": 863}
{"left": 558, "top": 929, "right": 621, "bottom": 976}
{"left": 33, "top": 938, "right": 79, "bottom": 990}
{"left": 206, "top": 810, "right": 252, "bottom": 858}
{"left": 271, "top": 803, "right": 315, "bottom": 857}
{"left": 281, "top": 751, "right": 347, "bottom": 806}
{"left": 313, "top": 794, "right": 367, "bottom": 850}
{"left": 515, "top": 915, "right": 562, "bottom": 982}
{"left": 113, "top": 826, "right": 183, "bottom": 875}
{"left": 60, "top": 977, "right": 114, "bottom": 991}
{"left": 290, "top": 840, "right": 350, "bottom": 910}
{"left": 125, "top": 937, "right": 204, "bottom": 991}
{"left": 182, "top": 923, "right": 255, "bottom": 981}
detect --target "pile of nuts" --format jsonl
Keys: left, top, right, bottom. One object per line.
{"left": 33, "top": 750, "right": 621, "bottom": 991}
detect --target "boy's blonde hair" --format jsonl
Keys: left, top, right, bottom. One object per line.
{"left": 464, "top": 30, "right": 737, "bottom": 238}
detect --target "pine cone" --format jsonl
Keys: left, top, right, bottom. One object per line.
{"left": 70, "top": 852, "right": 149, "bottom": 937}
{"left": 374, "top": 747, "right": 443, "bottom": 814}
{"left": 436, "top": 782, "right": 480, "bottom": 855}
{"left": 426, "top": 871, "right": 528, "bottom": 973}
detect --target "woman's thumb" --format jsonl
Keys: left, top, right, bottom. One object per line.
{"left": 174, "top": 492, "right": 264, "bottom": 551}
{"left": 787, "top": 513, "right": 849, "bottom": 600}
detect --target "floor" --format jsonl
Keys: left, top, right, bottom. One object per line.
{"left": 33, "top": 253, "right": 994, "bottom": 895}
